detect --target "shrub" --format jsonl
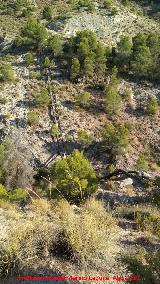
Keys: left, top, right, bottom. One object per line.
{"left": 123, "top": 248, "right": 160, "bottom": 284}
{"left": 77, "top": 130, "right": 93, "bottom": 147}
{"left": 49, "top": 36, "right": 63, "bottom": 57}
{"left": 34, "top": 88, "right": 51, "bottom": 107}
{"left": 104, "top": 67, "right": 121, "bottom": 115}
{"left": 146, "top": 96, "right": 158, "bottom": 115}
{"left": 152, "top": 176, "right": 160, "bottom": 206}
{"left": 27, "top": 111, "right": 39, "bottom": 126}
{"left": 51, "top": 150, "right": 97, "bottom": 201}
{"left": 0, "top": 184, "right": 8, "bottom": 200}
{"left": 0, "top": 203, "right": 59, "bottom": 277}
{"left": 0, "top": 198, "right": 118, "bottom": 277}
{"left": 43, "top": 6, "right": 52, "bottom": 20}
{"left": 70, "top": 57, "right": 80, "bottom": 81}
{"left": 0, "top": 63, "right": 15, "bottom": 82}
{"left": 29, "top": 71, "right": 40, "bottom": 79}
{"left": 75, "top": 92, "right": 91, "bottom": 108}
{"left": 57, "top": 199, "right": 118, "bottom": 265}
{"left": 136, "top": 154, "right": 148, "bottom": 171}
{"left": 8, "top": 188, "right": 28, "bottom": 202}
{"left": 25, "top": 52, "right": 34, "bottom": 66}
{"left": 102, "top": 123, "right": 129, "bottom": 157}
{"left": 117, "top": 205, "right": 160, "bottom": 238}
{"left": 50, "top": 123, "right": 59, "bottom": 137}
{"left": 103, "top": 0, "right": 112, "bottom": 9}
{"left": 15, "top": 18, "right": 48, "bottom": 50}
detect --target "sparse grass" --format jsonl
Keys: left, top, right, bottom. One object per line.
{"left": 122, "top": 247, "right": 160, "bottom": 284}
{"left": 117, "top": 205, "right": 160, "bottom": 238}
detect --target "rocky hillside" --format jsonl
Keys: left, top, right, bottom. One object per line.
{"left": 0, "top": 1, "right": 160, "bottom": 283}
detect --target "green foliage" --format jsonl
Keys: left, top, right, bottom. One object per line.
{"left": 34, "top": 88, "right": 51, "bottom": 107}
{"left": 70, "top": 57, "right": 80, "bottom": 81}
{"left": 43, "top": 57, "right": 55, "bottom": 70}
{"left": 151, "top": 176, "right": 160, "bottom": 207}
{"left": 77, "top": 0, "right": 95, "bottom": 11}
{"left": 146, "top": 96, "right": 158, "bottom": 115}
{"left": 0, "top": 63, "right": 15, "bottom": 82}
{"left": 51, "top": 150, "right": 97, "bottom": 200}
{"left": 49, "top": 36, "right": 63, "bottom": 57}
{"left": 43, "top": 6, "right": 52, "bottom": 20}
{"left": 123, "top": 248, "right": 160, "bottom": 284}
{"left": 27, "top": 111, "right": 39, "bottom": 126}
{"left": 94, "top": 43, "right": 107, "bottom": 76}
{"left": 102, "top": 123, "right": 129, "bottom": 156}
{"left": 62, "top": 30, "right": 107, "bottom": 80}
{"left": 104, "top": 67, "right": 121, "bottom": 115}
{"left": 117, "top": 205, "right": 160, "bottom": 237}
{"left": 103, "top": 0, "right": 112, "bottom": 9}
{"left": 116, "top": 36, "right": 132, "bottom": 71}
{"left": 131, "top": 45, "right": 152, "bottom": 78}
{"left": 136, "top": 154, "right": 148, "bottom": 171}
{"left": 50, "top": 123, "right": 59, "bottom": 137}
{"left": 0, "top": 140, "right": 10, "bottom": 184}
{"left": 14, "top": 18, "right": 48, "bottom": 50}
{"left": 0, "top": 184, "right": 8, "bottom": 200}
{"left": 111, "top": 32, "right": 160, "bottom": 81}
{"left": 77, "top": 130, "right": 93, "bottom": 147}
{"left": 29, "top": 71, "right": 40, "bottom": 79}
{"left": 9, "top": 188, "right": 28, "bottom": 202}
{"left": 84, "top": 56, "right": 94, "bottom": 77}
{"left": 75, "top": 92, "right": 91, "bottom": 108}
{"left": 25, "top": 52, "right": 34, "bottom": 66}
{"left": 0, "top": 185, "right": 27, "bottom": 202}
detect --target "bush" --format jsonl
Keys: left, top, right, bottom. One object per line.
{"left": 25, "top": 52, "right": 34, "bottom": 66}
{"left": 14, "top": 18, "right": 48, "bottom": 50}
{"left": 151, "top": 176, "right": 160, "bottom": 207}
{"left": 9, "top": 188, "right": 28, "bottom": 202}
{"left": 77, "top": 130, "right": 93, "bottom": 147}
{"left": 0, "top": 186, "right": 27, "bottom": 203}
{"left": 51, "top": 150, "right": 97, "bottom": 201}
{"left": 104, "top": 67, "right": 121, "bottom": 116}
{"left": 34, "top": 88, "right": 51, "bottom": 107}
{"left": 75, "top": 92, "right": 91, "bottom": 108}
{"left": 57, "top": 199, "right": 118, "bottom": 265}
{"left": 136, "top": 154, "right": 148, "bottom": 171}
{"left": 117, "top": 205, "right": 160, "bottom": 237}
{"left": 103, "top": 0, "right": 112, "bottom": 9}
{"left": 29, "top": 71, "right": 40, "bottom": 79}
{"left": 0, "top": 198, "right": 118, "bottom": 277}
{"left": 50, "top": 123, "right": 59, "bottom": 137}
{"left": 0, "top": 201, "right": 59, "bottom": 277}
{"left": 0, "top": 63, "right": 15, "bottom": 82}
{"left": 27, "top": 111, "right": 39, "bottom": 126}
{"left": 49, "top": 36, "right": 63, "bottom": 57}
{"left": 102, "top": 123, "right": 129, "bottom": 157}
{"left": 123, "top": 248, "right": 160, "bottom": 284}
{"left": 0, "top": 184, "right": 8, "bottom": 200}
{"left": 146, "top": 96, "right": 158, "bottom": 115}
{"left": 43, "top": 6, "right": 52, "bottom": 20}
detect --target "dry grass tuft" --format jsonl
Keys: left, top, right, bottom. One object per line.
{"left": 56, "top": 198, "right": 118, "bottom": 269}
{"left": 0, "top": 198, "right": 119, "bottom": 278}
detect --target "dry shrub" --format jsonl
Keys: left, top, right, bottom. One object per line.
{"left": 117, "top": 205, "right": 160, "bottom": 237}
{"left": 0, "top": 198, "right": 119, "bottom": 278}
{"left": 0, "top": 199, "right": 60, "bottom": 277}
{"left": 57, "top": 199, "right": 118, "bottom": 270}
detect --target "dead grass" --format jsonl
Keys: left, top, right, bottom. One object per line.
{"left": 56, "top": 198, "right": 118, "bottom": 269}
{"left": 0, "top": 198, "right": 119, "bottom": 278}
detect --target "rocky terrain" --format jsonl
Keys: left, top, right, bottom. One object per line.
{"left": 0, "top": 1, "right": 160, "bottom": 283}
